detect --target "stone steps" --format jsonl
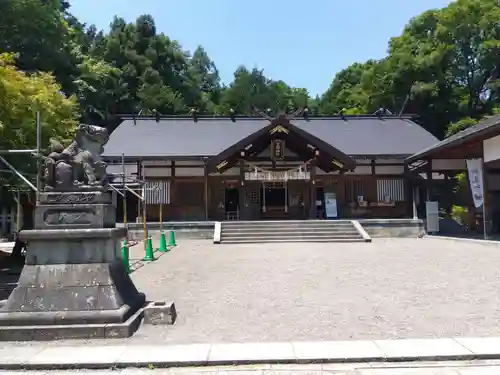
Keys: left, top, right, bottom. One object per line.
{"left": 219, "top": 220, "right": 370, "bottom": 244}
{"left": 221, "top": 238, "right": 369, "bottom": 244}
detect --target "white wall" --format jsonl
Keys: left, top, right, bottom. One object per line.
{"left": 484, "top": 135, "right": 500, "bottom": 163}
{"left": 143, "top": 167, "right": 171, "bottom": 177}
{"left": 375, "top": 165, "right": 405, "bottom": 175}
{"left": 142, "top": 160, "right": 170, "bottom": 166}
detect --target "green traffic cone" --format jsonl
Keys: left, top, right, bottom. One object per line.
{"left": 158, "top": 231, "right": 168, "bottom": 252}
{"left": 167, "top": 230, "right": 177, "bottom": 247}
{"left": 143, "top": 237, "right": 155, "bottom": 261}
{"left": 121, "top": 239, "right": 130, "bottom": 274}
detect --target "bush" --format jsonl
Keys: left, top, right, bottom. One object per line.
{"left": 451, "top": 205, "right": 468, "bottom": 225}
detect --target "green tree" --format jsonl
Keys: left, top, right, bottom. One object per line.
{"left": 0, "top": 0, "right": 80, "bottom": 93}
{"left": 0, "top": 53, "right": 78, "bottom": 186}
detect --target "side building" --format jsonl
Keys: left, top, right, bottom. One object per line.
{"left": 103, "top": 114, "right": 439, "bottom": 222}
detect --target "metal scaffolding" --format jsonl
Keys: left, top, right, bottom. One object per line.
{"left": 107, "top": 153, "right": 162, "bottom": 250}
{"left": 0, "top": 113, "right": 41, "bottom": 237}
{"left": 0, "top": 112, "right": 41, "bottom": 194}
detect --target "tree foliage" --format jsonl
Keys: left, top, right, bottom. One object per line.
{"left": 0, "top": 53, "right": 77, "bottom": 151}
{"left": 319, "top": 0, "right": 500, "bottom": 138}
{"left": 0, "top": 52, "right": 77, "bottom": 189}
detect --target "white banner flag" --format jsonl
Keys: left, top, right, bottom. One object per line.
{"left": 466, "top": 158, "right": 485, "bottom": 208}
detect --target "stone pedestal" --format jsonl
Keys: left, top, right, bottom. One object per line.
{"left": 0, "top": 191, "right": 146, "bottom": 341}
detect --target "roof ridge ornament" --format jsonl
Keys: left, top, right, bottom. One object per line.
{"left": 269, "top": 125, "right": 289, "bottom": 135}
{"left": 373, "top": 107, "right": 393, "bottom": 118}
{"left": 338, "top": 109, "right": 346, "bottom": 120}
{"left": 189, "top": 108, "right": 199, "bottom": 122}
{"left": 251, "top": 106, "right": 308, "bottom": 123}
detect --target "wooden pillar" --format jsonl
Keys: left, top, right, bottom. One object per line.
{"left": 482, "top": 160, "right": 490, "bottom": 238}
{"left": 204, "top": 164, "right": 208, "bottom": 220}
{"left": 239, "top": 159, "right": 246, "bottom": 220}
{"left": 426, "top": 162, "right": 432, "bottom": 201}
{"left": 310, "top": 166, "right": 317, "bottom": 219}
{"left": 370, "top": 159, "right": 378, "bottom": 206}
{"left": 137, "top": 159, "right": 143, "bottom": 223}
{"left": 171, "top": 160, "right": 176, "bottom": 219}
{"left": 404, "top": 163, "right": 414, "bottom": 218}
{"left": 337, "top": 171, "right": 346, "bottom": 218}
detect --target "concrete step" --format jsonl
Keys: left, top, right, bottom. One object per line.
{"left": 218, "top": 219, "right": 367, "bottom": 244}
{"left": 222, "top": 227, "right": 360, "bottom": 234}
{"left": 222, "top": 223, "right": 355, "bottom": 229}
{"left": 221, "top": 231, "right": 363, "bottom": 240}
{"left": 223, "top": 220, "right": 353, "bottom": 225}
{"left": 221, "top": 238, "right": 369, "bottom": 244}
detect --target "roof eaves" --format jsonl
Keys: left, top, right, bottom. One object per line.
{"left": 103, "top": 155, "right": 211, "bottom": 161}
{"left": 406, "top": 116, "right": 500, "bottom": 163}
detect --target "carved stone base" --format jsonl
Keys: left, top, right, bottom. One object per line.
{"left": 0, "top": 227, "right": 145, "bottom": 334}
{"left": 36, "top": 191, "right": 115, "bottom": 229}
{"left": 0, "top": 305, "right": 144, "bottom": 341}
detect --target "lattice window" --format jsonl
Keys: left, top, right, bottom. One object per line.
{"left": 143, "top": 180, "right": 171, "bottom": 204}
{"left": 376, "top": 179, "right": 405, "bottom": 202}
{"left": 246, "top": 189, "right": 260, "bottom": 203}
{"left": 345, "top": 179, "right": 366, "bottom": 203}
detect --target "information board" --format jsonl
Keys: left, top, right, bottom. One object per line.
{"left": 324, "top": 192, "right": 338, "bottom": 219}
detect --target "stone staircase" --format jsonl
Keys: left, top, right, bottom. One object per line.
{"left": 218, "top": 220, "right": 371, "bottom": 244}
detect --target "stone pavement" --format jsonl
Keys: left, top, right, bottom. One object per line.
{"left": 3, "top": 361, "right": 500, "bottom": 374}
{"left": 3, "top": 337, "right": 500, "bottom": 370}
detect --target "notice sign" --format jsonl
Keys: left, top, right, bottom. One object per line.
{"left": 324, "top": 192, "right": 338, "bottom": 219}
{"left": 426, "top": 201, "right": 439, "bottom": 233}
{"left": 466, "top": 158, "right": 485, "bottom": 208}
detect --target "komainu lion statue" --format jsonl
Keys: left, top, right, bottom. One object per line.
{"left": 43, "top": 124, "right": 110, "bottom": 191}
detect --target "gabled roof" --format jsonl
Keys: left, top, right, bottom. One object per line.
{"left": 206, "top": 115, "right": 356, "bottom": 173}
{"left": 407, "top": 114, "right": 500, "bottom": 163}
{"left": 102, "top": 115, "right": 439, "bottom": 159}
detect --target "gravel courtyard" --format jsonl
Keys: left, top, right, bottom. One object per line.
{"left": 123, "top": 237, "right": 500, "bottom": 345}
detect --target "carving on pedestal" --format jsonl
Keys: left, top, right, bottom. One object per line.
{"left": 43, "top": 209, "right": 94, "bottom": 225}
{"left": 44, "top": 193, "right": 98, "bottom": 204}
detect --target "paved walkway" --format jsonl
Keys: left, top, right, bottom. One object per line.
{"left": 3, "top": 362, "right": 500, "bottom": 374}
{"left": 3, "top": 337, "right": 500, "bottom": 370}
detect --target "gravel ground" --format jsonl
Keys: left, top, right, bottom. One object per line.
{"left": 5, "top": 237, "right": 500, "bottom": 346}
{"left": 124, "top": 237, "right": 500, "bottom": 344}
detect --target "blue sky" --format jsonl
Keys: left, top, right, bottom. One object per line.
{"left": 69, "top": 0, "right": 452, "bottom": 97}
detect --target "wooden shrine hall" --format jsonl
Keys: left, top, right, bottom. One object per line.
{"left": 103, "top": 113, "right": 440, "bottom": 222}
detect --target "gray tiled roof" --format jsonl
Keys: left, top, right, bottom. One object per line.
{"left": 103, "top": 116, "right": 439, "bottom": 159}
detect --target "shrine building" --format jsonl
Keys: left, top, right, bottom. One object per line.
{"left": 103, "top": 113, "right": 440, "bottom": 222}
